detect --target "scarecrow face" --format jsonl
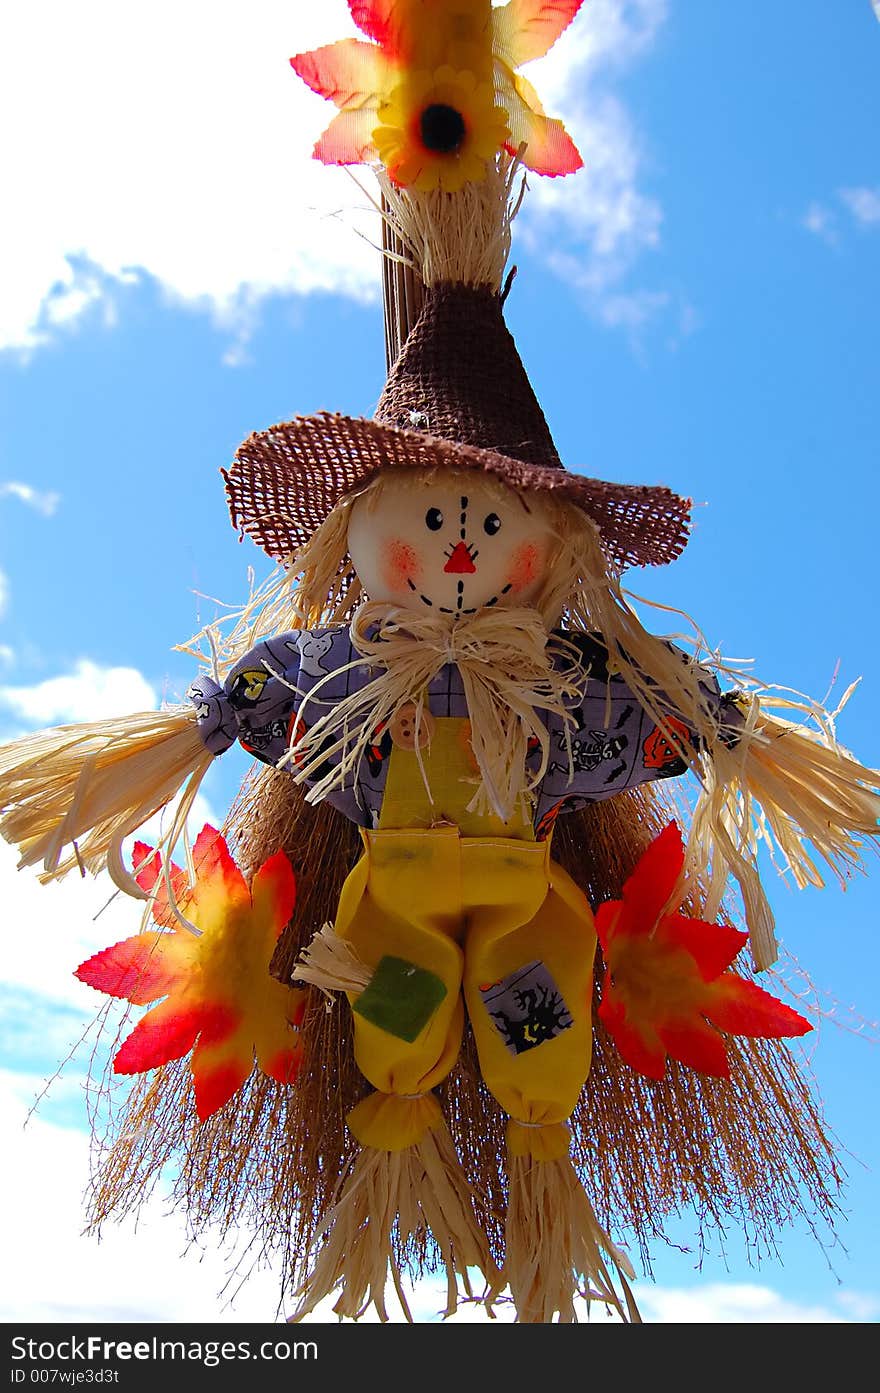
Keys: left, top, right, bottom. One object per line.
{"left": 347, "top": 470, "right": 558, "bottom": 617}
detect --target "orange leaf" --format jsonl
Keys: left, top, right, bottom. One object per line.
{"left": 315, "top": 108, "right": 381, "bottom": 166}
{"left": 290, "top": 39, "right": 389, "bottom": 110}
{"left": 76, "top": 827, "right": 305, "bottom": 1119}
{"left": 501, "top": 72, "right": 582, "bottom": 175}
{"left": 186, "top": 824, "right": 251, "bottom": 925}
{"left": 131, "top": 841, "right": 189, "bottom": 927}
{"left": 493, "top": 0, "right": 584, "bottom": 68}
{"left": 75, "top": 932, "right": 191, "bottom": 1005}
{"left": 250, "top": 849, "right": 297, "bottom": 938}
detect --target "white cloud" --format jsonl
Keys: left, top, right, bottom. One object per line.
{"left": 636, "top": 1282, "right": 854, "bottom": 1323}
{"left": 0, "top": 659, "right": 157, "bottom": 725}
{"left": 1, "top": 1, "right": 669, "bottom": 354}
{"left": 837, "top": 1289, "right": 880, "bottom": 1320}
{"left": 0, "top": 481, "right": 61, "bottom": 515}
{"left": 599, "top": 288, "right": 671, "bottom": 330}
{"left": 839, "top": 186, "right": 880, "bottom": 226}
{"left": 0, "top": 837, "right": 146, "bottom": 1013}
{"left": 0, "top": 1077, "right": 287, "bottom": 1322}
{"left": 804, "top": 187, "right": 880, "bottom": 243}
{"left": 0, "top": 1, "right": 381, "bottom": 355}
{"left": 803, "top": 201, "right": 838, "bottom": 244}
{"left": 517, "top": 2, "right": 671, "bottom": 322}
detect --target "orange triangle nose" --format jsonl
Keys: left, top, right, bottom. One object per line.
{"left": 443, "top": 542, "right": 477, "bottom": 574}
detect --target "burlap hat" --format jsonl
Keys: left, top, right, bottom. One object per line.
{"left": 223, "top": 282, "right": 691, "bottom": 572}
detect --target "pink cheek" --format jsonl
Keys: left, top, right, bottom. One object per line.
{"left": 506, "top": 542, "right": 543, "bottom": 593}
{"left": 381, "top": 539, "right": 423, "bottom": 592}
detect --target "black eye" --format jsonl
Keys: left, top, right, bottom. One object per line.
{"left": 425, "top": 507, "right": 444, "bottom": 531}
{"left": 483, "top": 513, "right": 502, "bottom": 536}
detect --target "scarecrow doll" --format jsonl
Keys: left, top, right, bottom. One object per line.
{"left": 1, "top": 1, "right": 878, "bottom": 1323}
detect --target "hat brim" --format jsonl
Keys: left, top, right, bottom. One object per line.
{"left": 223, "top": 411, "right": 691, "bottom": 571}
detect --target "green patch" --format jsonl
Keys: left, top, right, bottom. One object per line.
{"left": 353, "top": 956, "right": 447, "bottom": 1042}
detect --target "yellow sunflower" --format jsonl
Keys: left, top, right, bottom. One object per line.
{"left": 373, "top": 65, "right": 510, "bottom": 194}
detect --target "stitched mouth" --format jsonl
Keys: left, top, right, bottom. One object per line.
{"left": 406, "top": 577, "right": 514, "bottom": 616}
{"left": 461, "top": 582, "right": 513, "bottom": 615}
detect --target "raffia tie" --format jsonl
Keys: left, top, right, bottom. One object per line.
{"left": 285, "top": 601, "right": 583, "bottom": 823}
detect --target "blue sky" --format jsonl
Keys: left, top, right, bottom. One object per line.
{"left": 0, "top": 1, "right": 878, "bottom": 1323}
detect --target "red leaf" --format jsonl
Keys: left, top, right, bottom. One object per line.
{"left": 658, "top": 1019, "right": 730, "bottom": 1078}
{"left": 113, "top": 999, "right": 206, "bottom": 1073}
{"left": 594, "top": 821, "right": 810, "bottom": 1081}
{"left": 707, "top": 976, "right": 813, "bottom": 1039}
{"left": 75, "top": 933, "right": 180, "bottom": 1005}
{"left": 594, "top": 901, "right": 619, "bottom": 954}
{"left": 132, "top": 842, "right": 188, "bottom": 926}
{"left": 598, "top": 994, "right": 666, "bottom": 1080}
{"left": 616, "top": 821, "right": 685, "bottom": 940}
{"left": 193, "top": 1059, "right": 252, "bottom": 1121}
{"left": 348, "top": 0, "right": 398, "bottom": 49}
{"left": 664, "top": 914, "right": 749, "bottom": 982}
{"left": 261, "top": 1047, "right": 304, "bottom": 1087}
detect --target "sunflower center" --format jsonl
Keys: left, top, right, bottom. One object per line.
{"left": 419, "top": 103, "right": 466, "bottom": 154}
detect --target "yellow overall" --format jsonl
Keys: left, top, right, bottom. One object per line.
{"left": 335, "top": 718, "right": 597, "bottom": 1158}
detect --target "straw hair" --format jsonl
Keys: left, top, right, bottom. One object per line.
{"left": 378, "top": 148, "right": 524, "bottom": 365}
{"left": 0, "top": 709, "right": 212, "bottom": 897}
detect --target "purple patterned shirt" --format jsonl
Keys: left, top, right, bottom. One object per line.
{"left": 189, "top": 626, "right": 737, "bottom": 839}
